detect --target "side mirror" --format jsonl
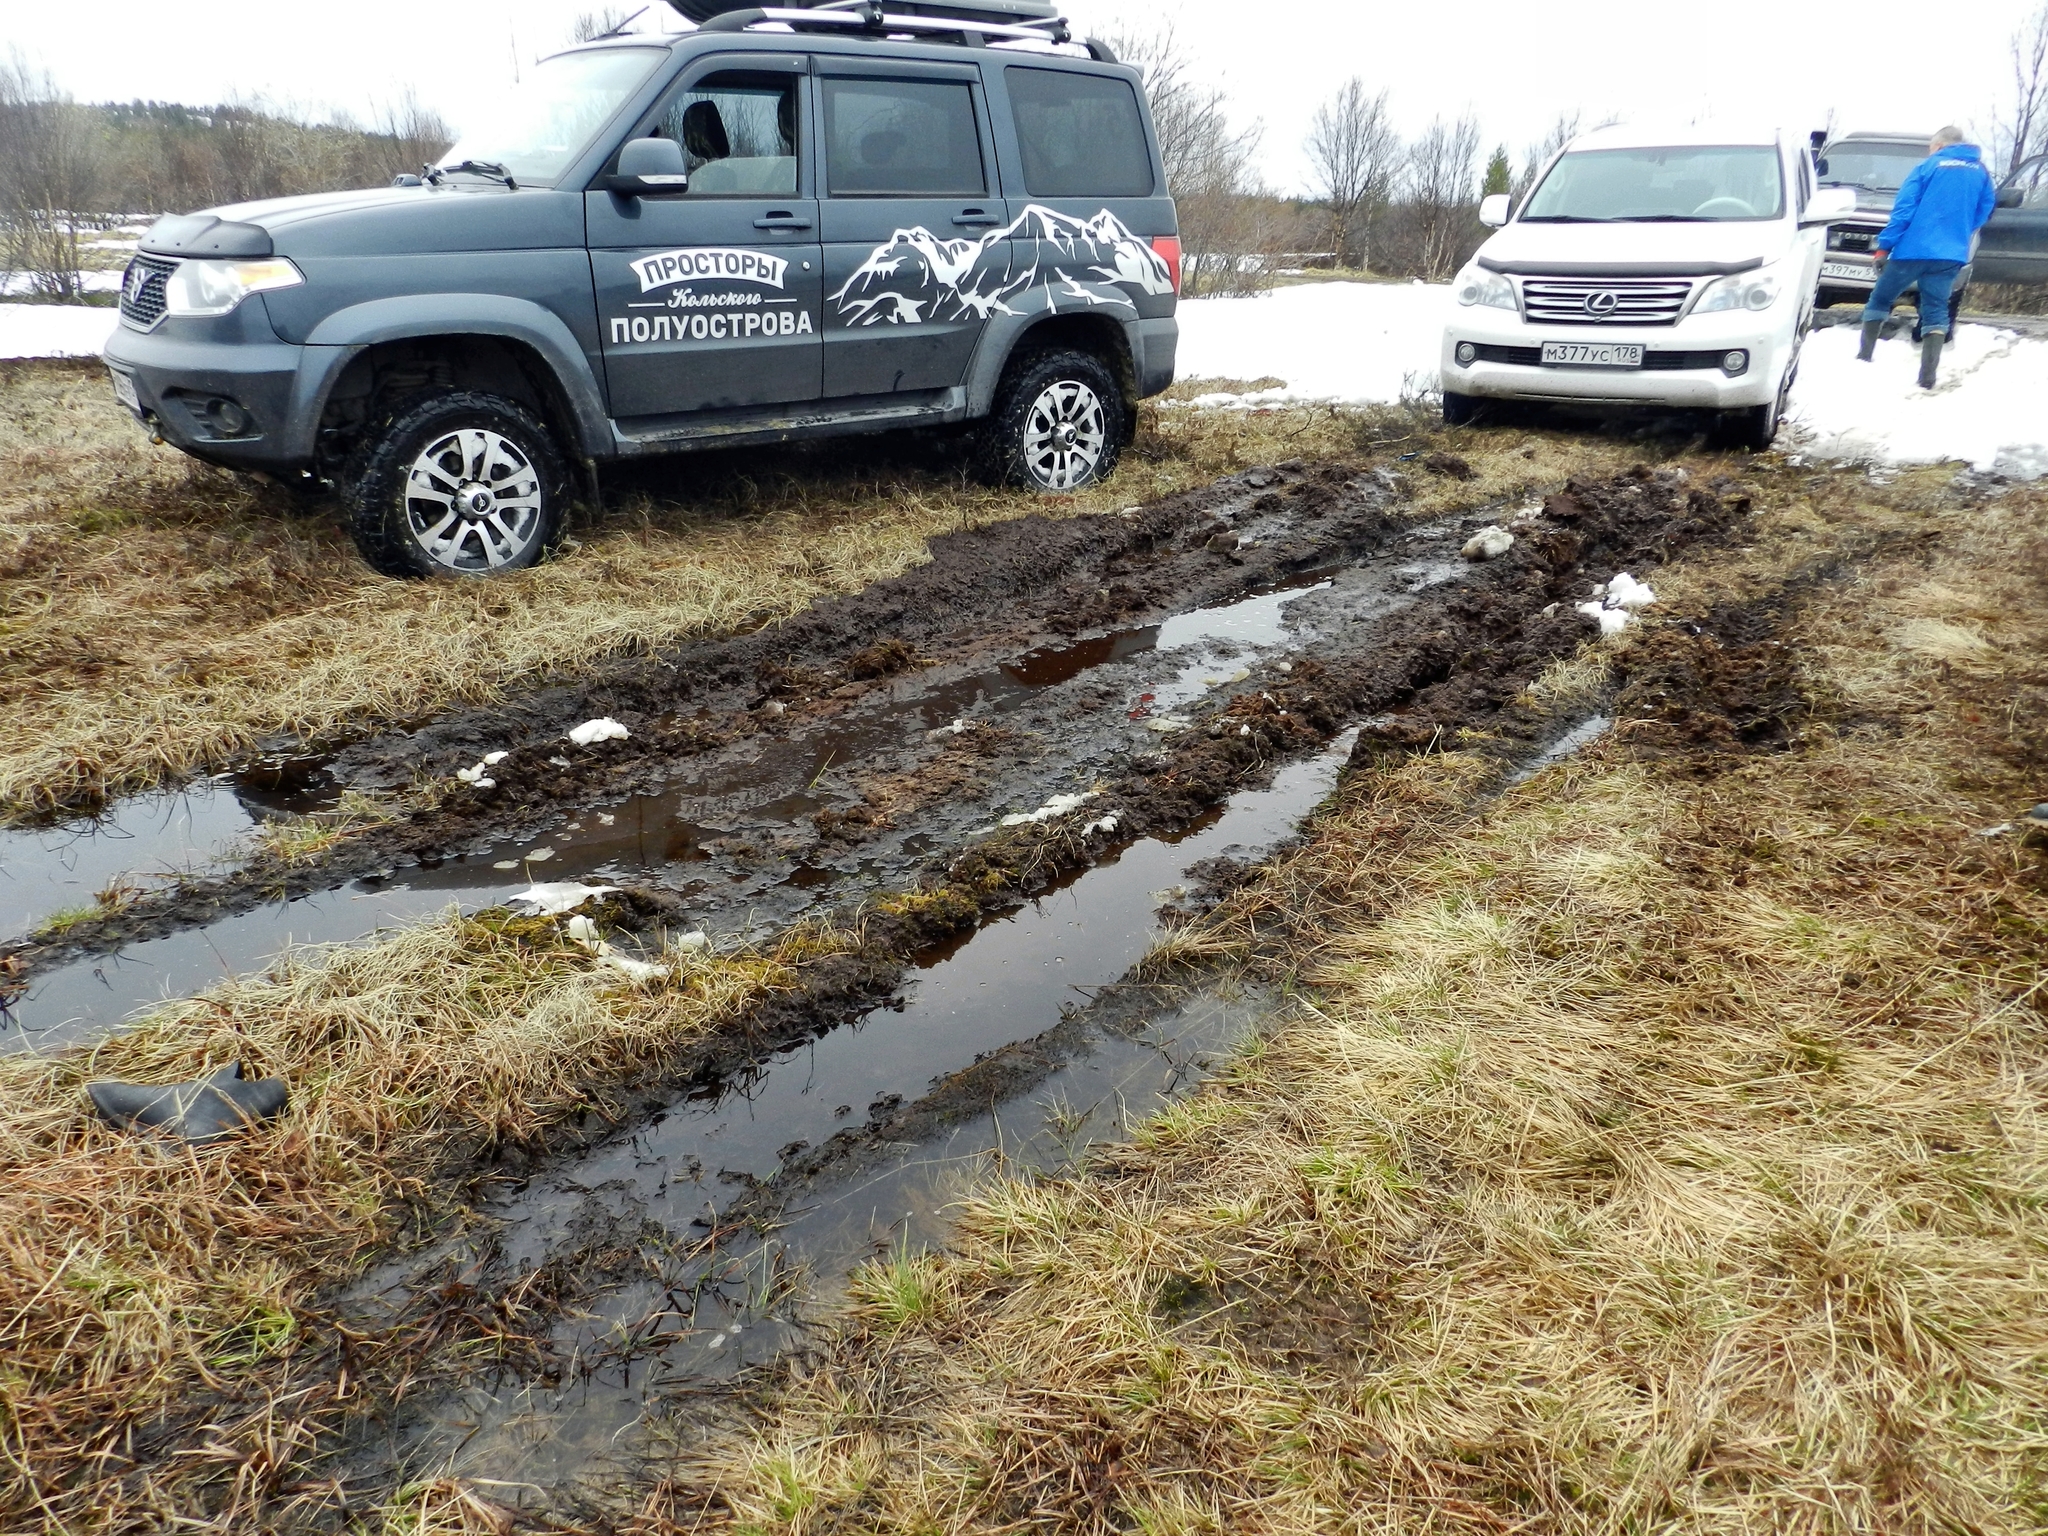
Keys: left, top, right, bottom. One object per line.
{"left": 1478, "top": 193, "right": 1511, "bottom": 227}
{"left": 1996, "top": 184, "right": 2023, "bottom": 209}
{"left": 1814, "top": 157, "right": 1829, "bottom": 177}
{"left": 607, "top": 137, "right": 689, "bottom": 198}
{"left": 1800, "top": 186, "right": 1857, "bottom": 224}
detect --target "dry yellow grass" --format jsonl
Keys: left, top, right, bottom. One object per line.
{"left": 0, "top": 902, "right": 846, "bottom": 1530}
{"left": 0, "top": 361, "right": 1397, "bottom": 825}
{"left": 691, "top": 473, "right": 2048, "bottom": 1533}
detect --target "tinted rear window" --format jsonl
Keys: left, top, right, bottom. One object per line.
{"left": 1005, "top": 67, "right": 1153, "bottom": 198}
{"left": 823, "top": 78, "right": 985, "bottom": 196}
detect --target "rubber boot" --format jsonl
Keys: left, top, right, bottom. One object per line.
{"left": 87, "top": 1061, "right": 289, "bottom": 1144}
{"left": 1918, "top": 329, "right": 1946, "bottom": 390}
{"left": 1856, "top": 320, "right": 1881, "bottom": 361}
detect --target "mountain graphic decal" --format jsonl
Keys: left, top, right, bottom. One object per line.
{"left": 831, "top": 204, "right": 1173, "bottom": 328}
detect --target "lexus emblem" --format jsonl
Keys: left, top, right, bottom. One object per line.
{"left": 1584, "top": 290, "right": 1620, "bottom": 318}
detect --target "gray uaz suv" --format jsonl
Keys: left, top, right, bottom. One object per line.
{"left": 103, "top": 0, "right": 1181, "bottom": 577}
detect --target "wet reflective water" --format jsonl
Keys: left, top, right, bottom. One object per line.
{"left": 1, "top": 569, "right": 1363, "bottom": 1052}
{"left": 353, "top": 734, "right": 1357, "bottom": 1501}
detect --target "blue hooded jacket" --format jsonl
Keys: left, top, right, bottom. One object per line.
{"left": 1878, "top": 143, "right": 1997, "bottom": 263}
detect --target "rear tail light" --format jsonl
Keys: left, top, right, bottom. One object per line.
{"left": 1151, "top": 235, "right": 1182, "bottom": 295}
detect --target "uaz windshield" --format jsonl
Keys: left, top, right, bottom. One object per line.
{"left": 436, "top": 47, "right": 663, "bottom": 186}
{"left": 1819, "top": 143, "right": 1925, "bottom": 192}
{"left": 1523, "top": 145, "right": 1785, "bottom": 222}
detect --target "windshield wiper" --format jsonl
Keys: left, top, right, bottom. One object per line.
{"left": 429, "top": 159, "right": 518, "bottom": 190}
{"left": 1614, "top": 214, "right": 1713, "bottom": 222}
{"left": 1518, "top": 214, "right": 1606, "bottom": 222}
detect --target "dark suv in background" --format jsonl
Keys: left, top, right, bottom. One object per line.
{"left": 103, "top": 0, "right": 1180, "bottom": 577}
{"left": 1813, "top": 129, "right": 2048, "bottom": 314}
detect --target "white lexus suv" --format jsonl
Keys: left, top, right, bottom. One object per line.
{"left": 1441, "top": 125, "right": 1854, "bottom": 449}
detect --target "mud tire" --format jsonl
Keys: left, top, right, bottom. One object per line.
{"left": 1442, "top": 389, "right": 1486, "bottom": 426}
{"left": 974, "top": 347, "right": 1128, "bottom": 491}
{"left": 343, "top": 391, "right": 568, "bottom": 579}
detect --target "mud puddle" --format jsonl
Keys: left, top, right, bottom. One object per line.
{"left": 334, "top": 735, "right": 1357, "bottom": 1504}
{"left": 3, "top": 534, "right": 1436, "bottom": 1051}
{"left": 0, "top": 757, "right": 336, "bottom": 942}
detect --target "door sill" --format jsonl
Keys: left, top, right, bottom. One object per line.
{"left": 614, "top": 387, "right": 965, "bottom": 451}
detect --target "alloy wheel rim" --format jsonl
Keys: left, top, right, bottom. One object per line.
{"left": 403, "top": 428, "right": 545, "bottom": 572}
{"left": 1021, "top": 379, "right": 1107, "bottom": 490}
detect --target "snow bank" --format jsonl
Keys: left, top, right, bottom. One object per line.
{"left": 0, "top": 303, "right": 118, "bottom": 360}
{"left": 1174, "top": 279, "right": 2048, "bottom": 480}
{"left": 1786, "top": 323, "right": 2048, "bottom": 480}
{"left": 1174, "top": 280, "right": 1450, "bottom": 406}
{"left": 0, "top": 271, "right": 124, "bottom": 297}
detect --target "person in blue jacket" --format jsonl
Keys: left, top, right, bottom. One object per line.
{"left": 1857, "top": 127, "right": 1997, "bottom": 388}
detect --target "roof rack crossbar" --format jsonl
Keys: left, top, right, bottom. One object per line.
{"left": 696, "top": 4, "right": 1075, "bottom": 44}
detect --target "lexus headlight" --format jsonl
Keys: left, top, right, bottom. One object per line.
{"left": 164, "top": 257, "right": 304, "bottom": 318}
{"left": 1454, "top": 266, "right": 1517, "bottom": 311}
{"left": 1694, "top": 265, "right": 1781, "bottom": 314}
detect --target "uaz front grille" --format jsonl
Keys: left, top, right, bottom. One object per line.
{"left": 119, "top": 254, "right": 177, "bottom": 331}
{"left": 1520, "top": 276, "right": 1695, "bottom": 326}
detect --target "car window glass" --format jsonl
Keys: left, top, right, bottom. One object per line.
{"left": 822, "top": 78, "right": 983, "bottom": 196}
{"left": 1004, "top": 67, "right": 1153, "bottom": 198}
{"left": 1818, "top": 143, "right": 1925, "bottom": 192}
{"left": 1523, "top": 146, "right": 1785, "bottom": 222}
{"left": 652, "top": 73, "right": 797, "bottom": 196}
{"left": 440, "top": 46, "right": 664, "bottom": 185}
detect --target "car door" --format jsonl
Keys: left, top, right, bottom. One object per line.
{"left": 587, "top": 55, "right": 823, "bottom": 420}
{"left": 1976, "top": 154, "right": 2048, "bottom": 286}
{"left": 815, "top": 60, "right": 1008, "bottom": 399}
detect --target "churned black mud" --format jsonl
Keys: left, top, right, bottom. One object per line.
{"left": 1, "top": 454, "right": 1781, "bottom": 1522}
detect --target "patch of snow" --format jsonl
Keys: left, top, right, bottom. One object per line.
{"left": 600, "top": 951, "right": 668, "bottom": 985}
{"left": 1576, "top": 602, "right": 1634, "bottom": 636}
{"left": 482, "top": 750, "right": 509, "bottom": 765}
{"left": 567, "top": 717, "right": 630, "bottom": 745}
{"left": 492, "top": 859, "right": 519, "bottom": 870}
{"left": 1000, "top": 791, "right": 1095, "bottom": 827}
{"left": 1600, "top": 573, "right": 1659, "bottom": 610}
{"left": 0, "top": 303, "right": 119, "bottom": 359}
{"left": 0, "top": 271, "right": 124, "bottom": 297}
{"left": 508, "top": 882, "right": 618, "bottom": 915}
{"left": 1787, "top": 324, "right": 2048, "bottom": 479}
{"left": 1144, "top": 714, "right": 1193, "bottom": 734}
{"left": 927, "top": 718, "right": 969, "bottom": 740}
{"left": 1461, "top": 526, "right": 1514, "bottom": 561}
{"left": 674, "top": 930, "right": 710, "bottom": 951}
{"left": 1081, "top": 814, "right": 1119, "bottom": 835}
{"left": 1174, "top": 280, "right": 1450, "bottom": 407}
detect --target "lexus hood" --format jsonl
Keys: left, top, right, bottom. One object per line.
{"left": 1474, "top": 218, "right": 1798, "bottom": 275}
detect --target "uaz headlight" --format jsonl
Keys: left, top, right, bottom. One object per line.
{"left": 1454, "top": 266, "right": 1517, "bottom": 311}
{"left": 164, "top": 257, "right": 303, "bottom": 318}
{"left": 1693, "top": 265, "right": 1781, "bottom": 314}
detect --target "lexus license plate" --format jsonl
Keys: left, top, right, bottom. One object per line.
{"left": 108, "top": 367, "right": 139, "bottom": 413}
{"left": 1540, "top": 341, "right": 1643, "bottom": 368}
{"left": 1821, "top": 261, "right": 1870, "bottom": 281}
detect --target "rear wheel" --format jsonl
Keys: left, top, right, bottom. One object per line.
{"left": 975, "top": 348, "right": 1127, "bottom": 491}
{"left": 343, "top": 392, "right": 568, "bottom": 578}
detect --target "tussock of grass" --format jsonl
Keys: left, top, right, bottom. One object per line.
{"left": 695, "top": 474, "right": 2048, "bottom": 1531}
{"left": 0, "top": 905, "right": 843, "bottom": 1529}
{"left": 0, "top": 362, "right": 1375, "bottom": 824}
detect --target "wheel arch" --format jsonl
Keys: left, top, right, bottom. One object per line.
{"left": 962, "top": 300, "right": 1141, "bottom": 417}
{"left": 297, "top": 297, "right": 609, "bottom": 472}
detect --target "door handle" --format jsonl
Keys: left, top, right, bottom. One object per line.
{"left": 753, "top": 213, "right": 813, "bottom": 230}
{"left": 952, "top": 209, "right": 1001, "bottom": 226}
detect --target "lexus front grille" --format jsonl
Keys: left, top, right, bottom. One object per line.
{"left": 119, "top": 254, "right": 177, "bottom": 331}
{"left": 1520, "top": 276, "right": 1696, "bottom": 327}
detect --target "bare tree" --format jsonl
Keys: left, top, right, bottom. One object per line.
{"left": 0, "top": 50, "right": 106, "bottom": 300}
{"left": 1996, "top": 1, "right": 2048, "bottom": 175}
{"left": 573, "top": 7, "right": 640, "bottom": 43}
{"left": 1304, "top": 78, "right": 1398, "bottom": 270}
{"left": 374, "top": 89, "right": 454, "bottom": 179}
{"left": 1107, "top": 27, "right": 1270, "bottom": 294}
{"left": 1405, "top": 112, "right": 1482, "bottom": 280}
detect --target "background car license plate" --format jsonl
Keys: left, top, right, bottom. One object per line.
{"left": 1821, "top": 262, "right": 1869, "bottom": 280}
{"left": 108, "top": 368, "right": 139, "bottom": 412}
{"left": 1541, "top": 342, "right": 1642, "bottom": 368}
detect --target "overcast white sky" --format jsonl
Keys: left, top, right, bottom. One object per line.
{"left": 9, "top": 0, "right": 2043, "bottom": 193}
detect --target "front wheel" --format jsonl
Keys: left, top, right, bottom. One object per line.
{"left": 1441, "top": 389, "right": 1485, "bottom": 426}
{"left": 342, "top": 391, "right": 568, "bottom": 578}
{"left": 975, "top": 348, "right": 1127, "bottom": 491}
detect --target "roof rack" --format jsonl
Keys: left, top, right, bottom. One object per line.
{"left": 669, "top": 0, "right": 1114, "bottom": 57}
